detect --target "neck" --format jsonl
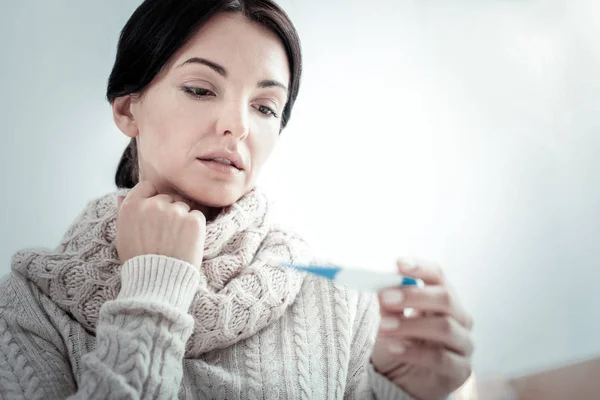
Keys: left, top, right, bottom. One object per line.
{"left": 167, "top": 187, "right": 222, "bottom": 222}
{"left": 192, "top": 202, "right": 222, "bottom": 222}
{"left": 137, "top": 175, "right": 222, "bottom": 222}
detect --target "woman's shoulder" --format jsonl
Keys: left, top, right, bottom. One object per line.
{"left": 0, "top": 271, "right": 76, "bottom": 349}
{"left": 0, "top": 273, "right": 67, "bottom": 358}
{"left": 0, "top": 272, "right": 82, "bottom": 394}
{"left": 1, "top": 272, "right": 60, "bottom": 322}
{"left": 1, "top": 271, "right": 39, "bottom": 310}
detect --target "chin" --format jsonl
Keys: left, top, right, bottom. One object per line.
{"left": 183, "top": 182, "right": 249, "bottom": 208}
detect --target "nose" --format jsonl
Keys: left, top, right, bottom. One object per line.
{"left": 216, "top": 98, "right": 250, "bottom": 141}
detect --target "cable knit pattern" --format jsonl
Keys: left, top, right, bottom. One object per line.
{"left": 0, "top": 319, "right": 43, "bottom": 400}
{"left": 292, "top": 294, "right": 311, "bottom": 400}
{"left": 333, "top": 285, "right": 351, "bottom": 397}
{"left": 244, "top": 334, "right": 262, "bottom": 400}
{"left": 0, "top": 189, "right": 427, "bottom": 400}
{"left": 0, "top": 272, "right": 422, "bottom": 400}
{"left": 11, "top": 188, "right": 309, "bottom": 357}
{"left": 304, "top": 276, "right": 325, "bottom": 399}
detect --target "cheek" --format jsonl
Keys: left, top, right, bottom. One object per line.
{"left": 250, "top": 129, "right": 278, "bottom": 172}
{"left": 140, "top": 92, "right": 208, "bottom": 158}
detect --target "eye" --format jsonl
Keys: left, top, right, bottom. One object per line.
{"left": 182, "top": 86, "right": 216, "bottom": 98}
{"left": 254, "top": 104, "right": 279, "bottom": 118}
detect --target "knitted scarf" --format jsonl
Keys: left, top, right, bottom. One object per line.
{"left": 11, "top": 189, "right": 311, "bottom": 357}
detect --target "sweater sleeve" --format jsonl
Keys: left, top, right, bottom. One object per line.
{"left": 0, "top": 255, "right": 199, "bottom": 400}
{"left": 70, "top": 255, "right": 199, "bottom": 399}
{"left": 344, "top": 291, "right": 419, "bottom": 400}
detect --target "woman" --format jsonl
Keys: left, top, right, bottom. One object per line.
{"left": 0, "top": 0, "right": 473, "bottom": 399}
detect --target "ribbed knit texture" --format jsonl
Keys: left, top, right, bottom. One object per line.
{"left": 0, "top": 189, "right": 419, "bottom": 399}
{"left": 118, "top": 255, "right": 200, "bottom": 311}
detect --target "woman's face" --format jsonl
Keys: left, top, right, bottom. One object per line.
{"left": 113, "top": 13, "right": 290, "bottom": 208}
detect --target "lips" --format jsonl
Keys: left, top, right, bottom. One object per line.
{"left": 200, "top": 157, "right": 238, "bottom": 169}
{"left": 197, "top": 151, "right": 245, "bottom": 170}
{"left": 197, "top": 158, "right": 242, "bottom": 175}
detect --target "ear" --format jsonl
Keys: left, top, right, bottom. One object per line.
{"left": 112, "top": 96, "right": 138, "bottom": 139}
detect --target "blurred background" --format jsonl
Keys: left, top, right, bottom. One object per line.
{"left": 1, "top": 0, "right": 599, "bottom": 381}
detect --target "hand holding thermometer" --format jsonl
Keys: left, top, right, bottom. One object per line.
{"left": 282, "top": 263, "right": 423, "bottom": 292}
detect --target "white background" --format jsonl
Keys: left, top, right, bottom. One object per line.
{"left": 1, "top": 0, "right": 599, "bottom": 378}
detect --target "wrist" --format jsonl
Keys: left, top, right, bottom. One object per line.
{"left": 119, "top": 254, "right": 200, "bottom": 312}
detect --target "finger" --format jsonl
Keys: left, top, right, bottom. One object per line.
{"left": 380, "top": 286, "right": 471, "bottom": 328}
{"left": 387, "top": 341, "right": 472, "bottom": 383}
{"left": 152, "top": 194, "right": 176, "bottom": 204}
{"left": 172, "top": 201, "right": 191, "bottom": 213}
{"left": 128, "top": 180, "right": 159, "bottom": 201}
{"left": 397, "top": 258, "right": 445, "bottom": 285}
{"left": 398, "top": 260, "right": 473, "bottom": 328}
{"left": 189, "top": 209, "right": 207, "bottom": 224}
{"left": 117, "top": 196, "right": 125, "bottom": 209}
{"left": 379, "top": 315, "right": 474, "bottom": 356}
{"left": 379, "top": 305, "right": 426, "bottom": 321}
{"left": 380, "top": 286, "right": 454, "bottom": 316}
{"left": 168, "top": 192, "right": 194, "bottom": 208}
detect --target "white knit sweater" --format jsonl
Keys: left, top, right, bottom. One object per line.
{"left": 0, "top": 257, "right": 413, "bottom": 399}
{"left": 0, "top": 190, "right": 417, "bottom": 399}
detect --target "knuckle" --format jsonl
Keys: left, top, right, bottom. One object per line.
{"left": 171, "top": 202, "right": 188, "bottom": 215}
{"left": 188, "top": 211, "right": 206, "bottom": 226}
{"left": 147, "top": 199, "right": 163, "bottom": 212}
{"left": 146, "top": 200, "right": 167, "bottom": 217}
{"left": 155, "top": 194, "right": 173, "bottom": 203}
{"left": 174, "top": 200, "right": 189, "bottom": 209}
{"left": 439, "top": 316, "right": 454, "bottom": 336}
{"left": 435, "top": 350, "right": 453, "bottom": 371}
{"left": 430, "top": 348, "right": 446, "bottom": 366}
{"left": 438, "top": 288, "right": 453, "bottom": 308}
{"left": 169, "top": 208, "right": 185, "bottom": 219}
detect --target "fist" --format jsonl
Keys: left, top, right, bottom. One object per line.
{"left": 115, "top": 181, "right": 206, "bottom": 268}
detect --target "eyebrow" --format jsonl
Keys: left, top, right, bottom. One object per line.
{"left": 258, "top": 79, "right": 288, "bottom": 92}
{"left": 178, "top": 57, "right": 288, "bottom": 92}
{"left": 178, "top": 57, "right": 227, "bottom": 77}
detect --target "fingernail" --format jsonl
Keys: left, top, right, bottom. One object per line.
{"left": 382, "top": 290, "right": 403, "bottom": 306}
{"left": 380, "top": 317, "right": 400, "bottom": 330}
{"left": 399, "top": 259, "right": 417, "bottom": 271}
{"left": 389, "top": 343, "right": 405, "bottom": 354}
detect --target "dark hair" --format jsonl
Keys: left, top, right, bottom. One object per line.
{"left": 107, "top": 0, "right": 303, "bottom": 188}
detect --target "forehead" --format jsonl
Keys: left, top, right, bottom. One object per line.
{"left": 171, "top": 13, "right": 290, "bottom": 82}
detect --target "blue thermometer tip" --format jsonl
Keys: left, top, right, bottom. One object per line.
{"left": 401, "top": 276, "right": 418, "bottom": 286}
